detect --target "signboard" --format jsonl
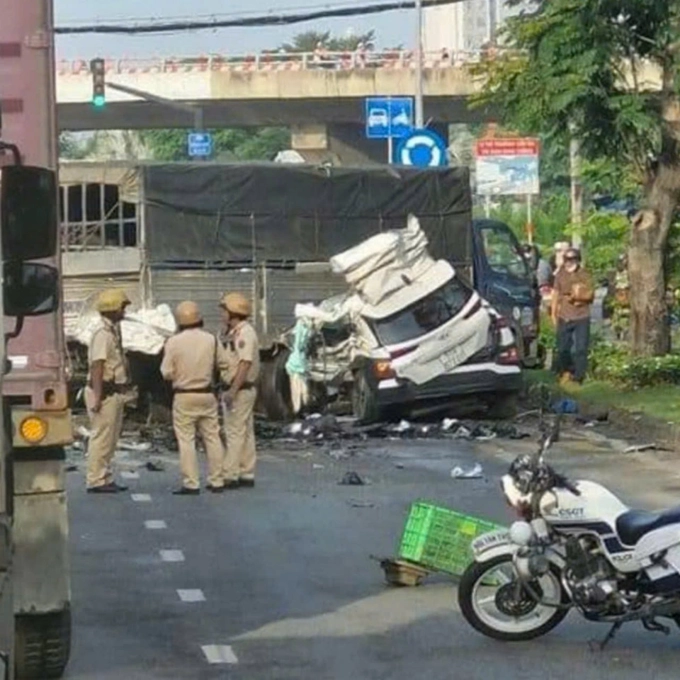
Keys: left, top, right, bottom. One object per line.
{"left": 188, "top": 132, "right": 213, "bottom": 158}
{"left": 395, "top": 128, "right": 448, "bottom": 168}
{"left": 365, "top": 97, "right": 414, "bottom": 140}
{"left": 475, "top": 138, "right": 540, "bottom": 195}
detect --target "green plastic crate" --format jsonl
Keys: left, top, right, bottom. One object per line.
{"left": 398, "top": 501, "right": 505, "bottom": 576}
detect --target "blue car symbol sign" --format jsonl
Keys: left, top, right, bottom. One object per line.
{"left": 397, "top": 129, "right": 448, "bottom": 168}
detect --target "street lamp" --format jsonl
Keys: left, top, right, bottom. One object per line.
{"left": 415, "top": 0, "right": 424, "bottom": 128}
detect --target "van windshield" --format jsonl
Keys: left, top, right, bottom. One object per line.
{"left": 371, "top": 276, "right": 473, "bottom": 346}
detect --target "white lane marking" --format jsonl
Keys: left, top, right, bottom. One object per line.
{"left": 121, "top": 471, "right": 140, "bottom": 479}
{"left": 201, "top": 645, "right": 238, "bottom": 664}
{"left": 177, "top": 589, "right": 206, "bottom": 603}
{"left": 159, "top": 549, "right": 185, "bottom": 562}
{"left": 131, "top": 493, "right": 152, "bottom": 502}
{"left": 144, "top": 520, "right": 167, "bottom": 530}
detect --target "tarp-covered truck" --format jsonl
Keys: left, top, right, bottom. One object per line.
{"left": 59, "top": 162, "right": 536, "bottom": 418}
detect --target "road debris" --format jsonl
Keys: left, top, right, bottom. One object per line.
{"left": 348, "top": 500, "right": 375, "bottom": 508}
{"left": 450, "top": 463, "right": 484, "bottom": 479}
{"left": 145, "top": 460, "right": 165, "bottom": 472}
{"left": 339, "top": 471, "right": 366, "bottom": 486}
{"left": 624, "top": 443, "right": 660, "bottom": 454}
{"left": 266, "top": 414, "right": 528, "bottom": 443}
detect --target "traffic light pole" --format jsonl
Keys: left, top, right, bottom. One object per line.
{"left": 104, "top": 81, "right": 205, "bottom": 131}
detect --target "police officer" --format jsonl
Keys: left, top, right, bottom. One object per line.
{"left": 220, "top": 293, "right": 260, "bottom": 489}
{"left": 86, "top": 288, "right": 131, "bottom": 493}
{"left": 161, "top": 301, "right": 230, "bottom": 495}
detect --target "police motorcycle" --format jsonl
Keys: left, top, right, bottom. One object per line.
{"left": 458, "top": 417, "right": 680, "bottom": 648}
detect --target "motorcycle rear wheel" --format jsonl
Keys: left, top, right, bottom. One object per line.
{"left": 458, "top": 554, "right": 570, "bottom": 641}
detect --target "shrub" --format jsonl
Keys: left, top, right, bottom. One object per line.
{"left": 589, "top": 343, "right": 680, "bottom": 388}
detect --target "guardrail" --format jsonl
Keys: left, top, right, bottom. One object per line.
{"left": 57, "top": 49, "right": 513, "bottom": 75}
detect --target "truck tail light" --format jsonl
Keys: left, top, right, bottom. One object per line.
{"left": 19, "top": 416, "right": 48, "bottom": 444}
{"left": 372, "top": 360, "right": 396, "bottom": 379}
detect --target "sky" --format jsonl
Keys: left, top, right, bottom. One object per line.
{"left": 54, "top": 0, "right": 416, "bottom": 60}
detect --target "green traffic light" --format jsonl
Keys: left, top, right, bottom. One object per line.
{"left": 93, "top": 94, "right": 105, "bottom": 108}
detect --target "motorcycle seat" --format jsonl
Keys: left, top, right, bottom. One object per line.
{"left": 616, "top": 507, "right": 680, "bottom": 546}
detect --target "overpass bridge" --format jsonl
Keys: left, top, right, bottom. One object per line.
{"left": 55, "top": 50, "right": 662, "bottom": 163}
{"left": 56, "top": 50, "right": 491, "bottom": 162}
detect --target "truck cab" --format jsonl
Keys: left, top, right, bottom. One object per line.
{"left": 472, "top": 218, "right": 540, "bottom": 367}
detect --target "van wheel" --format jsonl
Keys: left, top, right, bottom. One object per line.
{"left": 352, "top": 371, "right": 381, "bottom": 424}
{"left": 487, "top": 393, "right": 518, "bottom": 420}
{"left": 15, "top": 609, "right": 71, "bottom": 679}
{"left": 259, "top": 349, "right": 293, "bottom": 422}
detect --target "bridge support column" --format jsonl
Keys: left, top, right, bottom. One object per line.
{"left": 290, "top": 122, "right": 449, "bottom": 166}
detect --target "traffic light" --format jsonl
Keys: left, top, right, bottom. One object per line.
{"left": 90, "top": 58, "right": 106, "bottom": 108}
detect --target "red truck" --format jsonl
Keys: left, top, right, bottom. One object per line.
{"left": 1, "top": 1, "right": 72, "bottom": 677}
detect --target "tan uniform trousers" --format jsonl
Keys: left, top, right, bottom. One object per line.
{"left": 85, "top": 388, "right": 125, "bottom": 489}
{"left": 222, "top": 387, "right": 257, "bottom": 482}
{"left": 173, "top": 393, "right": 225, "bottom": 490}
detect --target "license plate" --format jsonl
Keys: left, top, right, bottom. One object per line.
{"left": 471, "top": 530, "right": 510, "bottom": 556}
{"left": 441, "top": 346, "right": 466, "bottom": 370}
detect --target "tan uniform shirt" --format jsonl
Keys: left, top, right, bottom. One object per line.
{"left": 88, "top": 318, "right": 128, "bottom": 384}
{"left": 161, "top": 328, "right": 230, "bottom": 390}
{"left": 224, "top": 321, "right": 260, "bottom": 385}
{"left": 554, "top": 267, "right": 593, "bottom": 321}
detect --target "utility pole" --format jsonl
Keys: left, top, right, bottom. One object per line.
{"left": 415, "top": 0, "right": 424, "bottom": 128}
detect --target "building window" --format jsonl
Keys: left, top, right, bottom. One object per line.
{"left": 60, "top": 183, "right": 138, "bottom": 251}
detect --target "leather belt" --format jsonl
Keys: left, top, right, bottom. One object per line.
{"left": 173, "top": 387, "right": 214, "bottom": 394}
{"left": 225, "top": 381, "right": 255, "bottom": 390}
{"left": 89, "top": 381, "right": 129, "bottom": 397}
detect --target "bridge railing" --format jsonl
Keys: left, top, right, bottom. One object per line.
{"left": 58, "top": 48, "right": 517, "bottom": 75}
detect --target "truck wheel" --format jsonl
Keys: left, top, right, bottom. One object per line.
{"left": 259, "top": 350, "right": 294, "bottom": 422}
{"left": 15, "top": 609, "right": 71, "bottom": 679}
{"left": 486, "top": 393, "right": 518, "bottom": 420}
{"left": 352, "top": 371, "right": 381, "bottom": 424}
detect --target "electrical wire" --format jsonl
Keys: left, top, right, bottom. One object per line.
{"left": 55, "top": 0, "right": 463, "bottom": 36}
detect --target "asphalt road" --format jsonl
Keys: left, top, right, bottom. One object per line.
{"left": 63, "top": 423, "right": 680, "bottom": 680}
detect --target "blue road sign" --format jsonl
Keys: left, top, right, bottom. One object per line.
{"left": 188, "top": 131, "right": 213, "bottom": 157}
{"left": 365, "top": 97, "right": 414, "bottom": 139}
{"left": 396, "top": 128, "right": 448, "bottom": 168}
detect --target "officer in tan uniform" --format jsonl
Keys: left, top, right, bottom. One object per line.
{"left": 86, "top": 288, "right": 131, "bottom": 493}
{"left": 161, "top": 301, "right": 230, "bottom": 495}
{"left": 220, "top": 293, "right": 260, "bottom": 488}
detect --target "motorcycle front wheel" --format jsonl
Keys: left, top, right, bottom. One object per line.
{"left": 458, "top": 554, "right": 570, "bottom": 641}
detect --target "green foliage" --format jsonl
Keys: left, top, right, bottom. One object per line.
{"left": 476, "top": 0, "right": 675, "bottom": 174}
{"left": 567, "top": 211, "right": 629, "bottom": 280}
{"left": 139, "top": 128, "right": 290, "bottom": 162}
{"left": 278, "top": 30, "right": 376, "bottom": 53}
{"left": 58, "top": 132, "right": 89, "bottom": 160}
{"left": 589, "top": 343, "right": 680, "bottom": 388}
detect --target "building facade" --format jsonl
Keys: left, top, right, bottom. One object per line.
{"left": 423, "top": 0, "right": 534, "bottom": 53}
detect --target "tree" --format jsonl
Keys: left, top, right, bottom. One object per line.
{"left": 476, "top": 0, "right": 680, "bottom": 355}
{"left": 139, "top": 128, "right": 290, "bottom": 162}
{"left": 58, "top": 132, "right": 89, "bottom": 160}
{"left": 278, "top": 30, "right": 376, "bottom": 53}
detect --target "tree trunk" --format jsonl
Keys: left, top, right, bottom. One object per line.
{"left": 628, "top": 166, "right": 679, "bottom": 356}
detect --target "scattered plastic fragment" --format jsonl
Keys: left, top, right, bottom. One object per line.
{"left": 450, "top": 463, "right": 483, "bottom": 479}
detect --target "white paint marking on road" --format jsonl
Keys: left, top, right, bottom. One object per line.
{"left": 144, "top": 520, "right": 167, "bottom": 530}
{"left": 131, "top": 493, "right": 152, "bottom": 502}
{"left": 201, "top": 645, "right": 238, "bottom": 664}
{"left": 121, "top": 471, "right": 140, "bottom": 479}
{"left": 159, "top": 549, "right": 185, "bottom": 562}
{"left": 177, "top": 589, "right": 206, "bottom": 603}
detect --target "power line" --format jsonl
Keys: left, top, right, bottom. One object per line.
{"left": 55, "top": 0, "right": 462, "bottom": 36}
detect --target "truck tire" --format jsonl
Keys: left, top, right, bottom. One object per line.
{"left": 15, "top": 609, "right": 71, "bottom": 679}
{"left": 352, "top": 371, "right": 381, "bottom": 424}
{"left": 259, "top": 350, "right": 294, "bottom": 422}
{"left": 486, "top": 392, "right": 518, "bottom": 420}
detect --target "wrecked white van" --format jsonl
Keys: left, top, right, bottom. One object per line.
{"left": 283, "top": 216, "right": 522, "bottom": 422}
